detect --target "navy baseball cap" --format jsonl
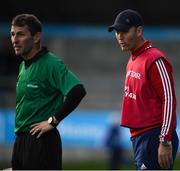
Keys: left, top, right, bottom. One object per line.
{"left": 108, "top": 9, "right": 144, "bottom": 32}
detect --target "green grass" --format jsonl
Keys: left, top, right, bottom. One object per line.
{"left": 63, "top": 157, "right": 180, "bottom": 170}
{"left": 1, "top": 156, "right": 180, "bottom": 170}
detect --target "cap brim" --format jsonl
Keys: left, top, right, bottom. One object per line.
{"left": 108, "top": 23, "right": 131, "bottom": 32}
{"left": 108, "top": 26, "right": 115, "bottom": 32}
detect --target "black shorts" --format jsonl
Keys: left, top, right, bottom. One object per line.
{"left": 11, "top": 128, "right": 62, "bottom": 170}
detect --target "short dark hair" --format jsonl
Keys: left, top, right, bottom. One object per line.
{"left": 11, "top": 14, "right": 42, "bottom": 35}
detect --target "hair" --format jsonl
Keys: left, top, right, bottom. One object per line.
{"left": 11, "top": 14, "right": 42, "bottom": 35}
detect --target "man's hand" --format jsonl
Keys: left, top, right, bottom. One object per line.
{"left": 158, "top": 143, "right": 173, "bottom": 169}
{"left": 30, "top": 121, "right": 54, "bottom": 138}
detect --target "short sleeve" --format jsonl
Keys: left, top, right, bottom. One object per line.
{"left": 51, "top": 60, "right": 81, "bottom": 95}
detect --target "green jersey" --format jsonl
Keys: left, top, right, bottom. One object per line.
{"left": 15, "top": 48, "right": 80, "bottom": 133}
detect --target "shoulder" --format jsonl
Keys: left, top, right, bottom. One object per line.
{"left": 144, "top": 47, "right": 170, "bottom": 63}
{"left": 41, "top": 52, "right": 70, "bottom": 78}
{"left": 43, "top": 52, "right": 63, "bottom": 62}
{"left": 146, "top": 47, "right": 165, "bottom": 58}
{"left": 42, "top": 51, "right": 66, "bottom": 68}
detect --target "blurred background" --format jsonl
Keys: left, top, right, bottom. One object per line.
{"left": 0, "top": 0, "right": 180, "bottom": 169}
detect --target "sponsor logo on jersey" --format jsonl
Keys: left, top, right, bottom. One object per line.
{"left": 27, "top": 84, "right": 38, "bottom": 88}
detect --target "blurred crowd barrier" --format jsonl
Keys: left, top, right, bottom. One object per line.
{"left": 0, "top": 109, "right": 180, "bottom": 161}
{"left": 0, "top": 109, "right": 130, "bottom": 148}
{"left": 1, "top": 24, "right": 180, "bottom": 111}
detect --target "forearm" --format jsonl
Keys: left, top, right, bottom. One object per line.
{"left": 30, "top": 85, "right": 86, "bottom": 138}
{"left": 54, "top": 84, "right": 86, "bottom": 122}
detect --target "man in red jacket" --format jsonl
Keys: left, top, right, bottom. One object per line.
{"left": 108, "top": 9, "right": 179, "bottom": 170}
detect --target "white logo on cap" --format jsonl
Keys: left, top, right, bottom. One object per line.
{"left": 126, "top": 18, "right": 130, "bottom": 23}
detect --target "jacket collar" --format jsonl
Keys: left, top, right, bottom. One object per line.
{"left": 131, "top": 41, "right": 152, "bottom": 60}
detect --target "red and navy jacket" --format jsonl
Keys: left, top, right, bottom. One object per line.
{"left": 121, "top": 41, "right": 177, "bottom": 141}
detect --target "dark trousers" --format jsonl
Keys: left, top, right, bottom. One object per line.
{"left": 11, "top": 128, "right": 62, "bottom": 170}
{"left": 131, "top": 128, "right": 179, "bottom": 170}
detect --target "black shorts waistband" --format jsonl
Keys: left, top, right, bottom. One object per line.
{"left": 16, "top": 131, "right": 29, "bottom": 137}
{"left": 16, "top": 128, "right": 58, "bottom": 137}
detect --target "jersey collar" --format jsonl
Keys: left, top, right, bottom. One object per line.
{"left": 24, "top": 47, "right": 48, "bottom": 69}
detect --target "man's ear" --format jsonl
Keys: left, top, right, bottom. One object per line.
{"left": 34, "top": 32, "right": 41, "bottom": 44}
{"left": 136, "top": 26, "right": 143, "bottom": 37}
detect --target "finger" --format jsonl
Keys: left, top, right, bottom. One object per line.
{"left": 30, "top": 123, "right": 39, "bottom": 128}
{"left": 158, "top": 155, "right": 166, "bottom": 169}
{"left": 161, "top": 156, "right": 170, "bottom": 169}
{"left": 166, "top": 155, "right": 173, "bottom": 169}
{"left": 30, "top": 126, "right": 38, "bottom": 133}
{"left": 160, "top": 161, "right": 166, "bottom": 169}
{"left": 37, "top": 130, "right": 43, "bottom": 138}
{"left": 159, "top": 160, "right": 164, "bottom": 169}
{"left": 169, "top": 153, "right": 173, "bottom": 165}
{"left": 164, "top": 154, "right": 172, "bottom": 169}
{"left": 31, "top": 129, "right": 37, "bottom": 135}
{"left": 30, "top": 127, "right": 40, "bottom": 135}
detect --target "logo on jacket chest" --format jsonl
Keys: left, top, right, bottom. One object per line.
{"left": 124, "top": 86, "right": 136, "bottom": 100}
{"left": 126, "top": 70, "right": 141, "bottom": 79}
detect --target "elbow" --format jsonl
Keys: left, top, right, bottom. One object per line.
{"left": 81, "top": 85, "right": 87, "bottom": 99}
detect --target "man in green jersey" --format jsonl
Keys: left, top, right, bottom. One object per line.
{"left": 10, "top": 13, "right": 86, "bottom": 170}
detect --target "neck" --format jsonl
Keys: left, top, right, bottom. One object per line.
{"left": 131, "top": 38, "right": 145, "bottom": 53}
{"left": 23, "top": 47, "right": 41, "bottom": 60}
